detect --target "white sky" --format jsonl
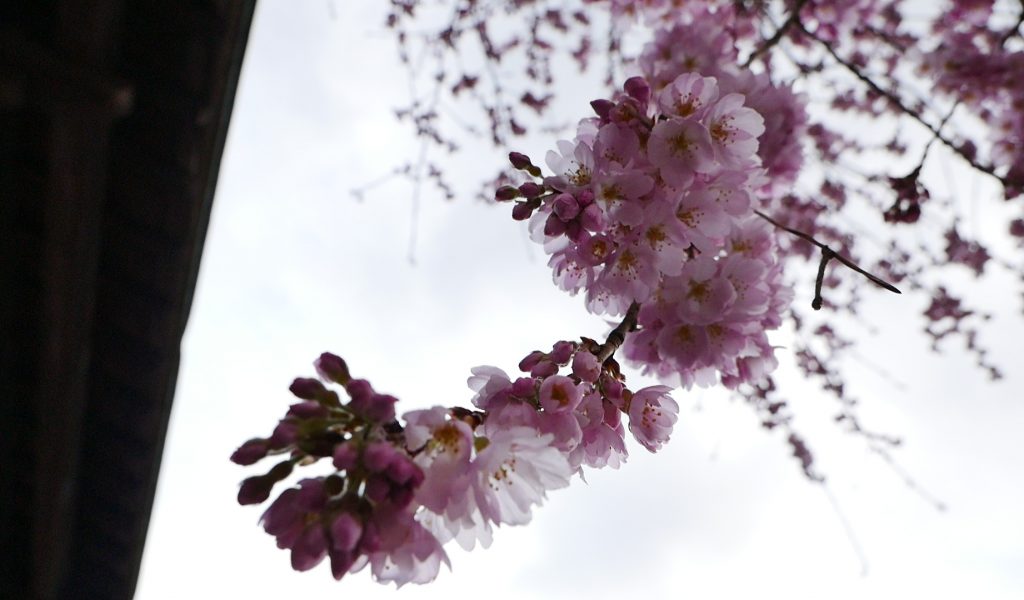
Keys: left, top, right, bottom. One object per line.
{"left": 136, "top": 2, "right": 1024, "bottom": 599}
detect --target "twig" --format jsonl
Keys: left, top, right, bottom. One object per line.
{"left": 914, "top": 102, "right": 958, "bottom": 171}
{"left": 754, "top": 210, "right": 901, "bottom": 310}
{"left": 743, "top": 0, "right": 809, "bottom": 67}
{"left": 796, "top": 20, "right": 1006, "bottom": 187}
{"left": 821, "top": 482, "right": 870, "bottom": 576}
{"left": 596, "top": 301, "right": 640, "bottom": 363}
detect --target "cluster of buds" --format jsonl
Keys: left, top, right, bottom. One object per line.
{"left": 233, "top": 348, "right": 678, "bottom": 585}
{"left": 232, "top": 353, "right": 447, "bottom": 584}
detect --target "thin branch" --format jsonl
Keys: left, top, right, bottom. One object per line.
{"left": 743, "top": 0, "right": 809, "bottom": 67}
{"left": 596, "top": 301, "right": 640, "bottom": 363}
{"left": 868, "top": 444, "right": 947, "bottom": 512}
{"left": 913, "top": 101, "right": 958, "bottom": 171}
{"left": 820, "top": 482, "right": 870, "bottom": 576}
{"left": 795, "top": 20, "right": 1006, "bottom": 187}
{"left": 754, "top": 210, "right": 901, "bottom": 310}
{"left": 812, "top": 247, "right": 835, "bottom": 310}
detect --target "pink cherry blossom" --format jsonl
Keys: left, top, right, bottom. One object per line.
{"left": 471, "top": 425, "right": 573, "bottom": 527}
{"left": 539, "top": 374, "right": 584, "bottom": 412}
{"left": 628, "top": 386, "right": 679, "bottom": 452}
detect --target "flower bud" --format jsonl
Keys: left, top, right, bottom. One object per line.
{"left": 591, "top": 99, "right": 614, "bottom": 120}
{"left": 624, "top": 76, "right": 650, "bottom": 104}
{"left": 270, "top": 421, "right": 299, "bottom": 448}
{"left": 288, "top": 401, "right": 328, "bottom": 419}
{"left": 511, "top": 377, "right": 536, "bottom": 397}
{"left": 512, "top": 201, "right": 536, "bottom": 221}
{"left": 509, "top": 151, "right": 533, "bottom": 170}
{"left": 230, "top": 438, "right": 269, "bottom": 465}
{"left": 330, "top": 512, "right": 363, "bottom": 552}
{"left": 544, "top": 213, "right": 567, "bottom": 237}
{"left": 365, "top": 394, "right": 397, "bottom": 423}
{"left": 238, "top": 475, "right": 273, "bottom": 505}
{"left": 518, "top": 350, "right": 545, "bottom": 372}
{"left": 364, "top": 474, "right": 390, "bottom": 502}
{"left": 566, "top": 221, "right": 585, "bottom": 242}
{"left": 550, "top": 340, "right": 575, "bottom": 364}
{"left": 495, "top": 185, "right": 520, "bottom": 201}
{"left": 290, "top": 377, "right": 328, "bottom": 400}
{"left": 553, "top": 193, "right": 580, "bottom": 221}
{"left": 362, "top": 441, "right": 397, "bottom": 472}
{"left": 518, "top": 181, "right": 544, "bottom": 198}
{"left": 333, "top": 442, "right": 359, "bottom": 471}
{"left": 530, "top": 360, "right": 559, "bottom": 378}
{"left": 330, "top": 550, "right": 356, "bottom": 581}
{"left": 579, "top": 203, "right": 605, "bottom": 232}
{"left": 576, "top": 187, "right": 595, "bottom": 206}
{"left": 572, "top": 350, "right": 601, "bottom": 382}
{"left": 386, "top": 454, "right": 423, "bottom": 486}
{"left": 315, "top": 352, "right": 350, "bottom": 384}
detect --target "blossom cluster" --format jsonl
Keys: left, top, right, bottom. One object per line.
{"left": 636, "top": 9, "right": 807, "bottom": 191}
{"left": 923, "top": 20, "right": 1024, "bottom": 197}
{"left": 232, "top": 349, "right": 678, "bottom": 586}
{"left": 500, "top": 65, "right": 794, "bottom": 388}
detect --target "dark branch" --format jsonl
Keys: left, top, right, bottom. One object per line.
{"left": 754, "top": 210, "right": 901, "bottom": 310}
{"left": 743, "top": 0, "right": 809, "bottom": 67}
{"left": 596, "top": 301, "right": 640, "bottom": 363}
{"left": 796, "top": 19, "right": 1006, "bottom": 187}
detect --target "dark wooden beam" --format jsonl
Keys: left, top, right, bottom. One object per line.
{"left": 0, "top": 1, "right": 256, "bottom": 598}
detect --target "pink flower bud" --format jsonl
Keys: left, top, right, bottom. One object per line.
{"left": 315, "top": 352, "right": 350, "bottom": 384}
{"left": 238, "top": 475, "right": 273, "bottom": 505}
{"left": 364, "top": 474, "right": 390, "bottom": 502}
{"left": 389, "top": 485, "right": 416, "bottom": 509}
{"left": 579, "top": 203, "right": 605, "bottom": 231}
{"left": 291, "top": 525, "right": 328, "bottom": 571}
{"left": 345, "top": 379, "right": 374, "bottom": 403}
{"left": 290, "top": 377, "right": 327, "bottom": 400}
{"left": 544, "top": 213, "right": 567, "bottom": 236}
{"left": 530, "top": 360, "right": 559, "bottom": 378}
{"left": 566, "top": 221, "right": 586, "bottom": 242}
{"left": 572, "top": 351, "right": 601, "bottom": 382}
{"left": 360, "top": 521, "right": 382, "bottom": 552}
{"left": 602, "top": 377, "right": 625, "bottom": 409}
{"left": 624, "top": 76, "right": 651, "bottom": 104}
{"left": 364, "top": 394, "right": 397, "bottom": 423}
{"left": 386, "top": 454, "right": 422, "bottom": 486}
{"left": 230, "top": 438, "right": 269, "bottom": 465}
{"left": 330, "top": 513, "right": 363, "bottom": 552}
{"left": 270, "top": 421, "right": 299, "bottom": 448}
{"left": 333, "top": 442, "right": 358, "bottom": 471}
{"left": 362, "top": 441, "right": 397, "bottom": 472}
{"left": 495, "top": 185, "right": 520, "bottom": 201}
{"left": 518, "top": 350, "right": 546, "bottom": 372}
{"left": 509, "top": 151, "right": 533, "bottom": 170}
{"left": 576, "top": 187, "right": 595, "bottom": 206}
{"left": 287, "top": 401, "right": 328, "bottom": 419}
{"left": 550, "top": 341, "right": 575, "bottom": 364}
{"left": 519, "top": 182, "right": 544, "bottom": 197}
{"left": 512, "top": 201, "right": 535, "bottom": 221}
{"left": 329, "top": 549, "right": 356, "bottom": 581}
{"left": 553, "top": 193, "right": 580, "bottom": 221}
{"left": 603, "top": 399, "right": 621, "bottom": 428}
{"left": 591, "top": 99, "right": 614, "bottom": 119}
{"left": 511, "top": 376, "right": 536, "bottom": 397}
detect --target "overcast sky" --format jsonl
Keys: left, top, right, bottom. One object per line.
{"left": 136, "top": 2, "right": 1024, "bottom": 598}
